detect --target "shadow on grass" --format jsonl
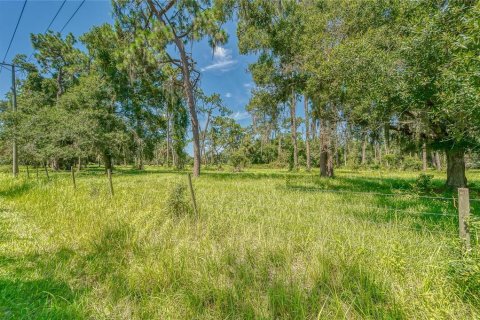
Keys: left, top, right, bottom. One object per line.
{"left": 186, "top": 248, "right": 405, "bottom": 319}
{"left": 0, "top": 249, "right": 87, "bottom": 320}
{"left": 0, "top": 181, "right": 35, "bottom": 199}
{"left": 283, "top": 176, "right": 480, "bottom": 240}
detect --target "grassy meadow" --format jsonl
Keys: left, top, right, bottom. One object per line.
{"left": 0, "top": 165, "right": 479, "bottom": 319}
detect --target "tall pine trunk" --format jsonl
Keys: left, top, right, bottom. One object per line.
{"left": 174, "top": 37, "right": 201, "bottom": 176}
{"left": 304, "top": 95, "right": 311, "bottom": 171}
{"left": 319, "top": 119, "right": 334, "bottom": 177}
{"left": 446, "top": 147, "right": 467, "bottom": 188}
{"left": 290, "top": 90, "right": 298, "bottom": 169}
{"left": 422, "top": 142, "right": 427, "bottom": 171}
{"left": 361, "top": 133, "right": 367, "bottom": 165}
{"left": 435, "top": 151, "right": 441, "bottom": 171}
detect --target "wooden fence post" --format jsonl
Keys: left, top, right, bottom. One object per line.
{"left": 107, "top": 169, "right": 114, "bottom": 196}
{"left": 458, "top": 188, "right": 471, "bottom": 250}
{"left": 187, "top": 173, "right": 198, "bottom": 217}
{"left": 26, "top": 165, "right": 30, "bottom": 179}
{"left": 71, "top": 166, "right": 76, "bottom": 189}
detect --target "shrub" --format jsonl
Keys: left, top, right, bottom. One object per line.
{"left": 402, "top": 155, "right": 422, "bottom": 171}
{"left": 230, "top": 150, "right": 249, "bottom": 172}
{"left": 413, "top": 173, "right": 434, "bottom": 193}
{"left": 165, "top": 182, "right": 192, "bottom": 217}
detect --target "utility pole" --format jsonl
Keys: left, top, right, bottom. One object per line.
{"left": 1, "top": 62, "right": 19, "bottom": 177}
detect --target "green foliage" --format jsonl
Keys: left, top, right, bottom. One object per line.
{"left": 412, "top": 173, "right": 434, "bottom": 194}
{"left": 165, "top": 182, "right": 192, "bottom": 218}
{"left": 229, "top": 149, "right": 249, "bottom": 172}
{"left": 402, "top": 156, "right": 422, "bottom": 171}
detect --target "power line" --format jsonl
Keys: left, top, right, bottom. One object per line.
{"left": 28, "top": 0, "right": 68, "bottom": 62}
{"left": 45, "top": 0, "right": 68, "bottom": 33}
{"left": 59, "top": 0, "right": 86, "bottom": 34}
{"left": 2, "top": 0, "right": 28, "bottom": 62}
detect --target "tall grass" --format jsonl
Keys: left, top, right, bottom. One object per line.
{"left": 0, "top": 166, "right": 479, "bottom": 319}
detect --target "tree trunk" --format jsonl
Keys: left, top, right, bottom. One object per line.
{"left": 422, "top": 142, "right": 427, "bottom": 171}
{"left": 290, "top": 90, "right": 298, "bottom": 169}
{"left": 446, "top": 148, "right": 467, "bottom": 188}
{"left": 201, "top": 112, "right": 211, "bottom": 166}
{"left": 277, "top": 135, "right": 282, "bottom": 158}
{"left": 174, "top": 38, "right": 201, "bottom": 176}
{"left": 319, "top": 119, "right": 334, "bottom": 177}
{"left": 311, "top": 118, "right": 317, "bottom": 141}
{"left": 166, "top": 110, "right": 170, "bottom": 167}
{"left": 361, "top": 133, "right": 367, "bottom": 165}
{"left": 304, "top": 95, "right": 311, "bottom": 171}
{"left": 104, "top": 153, "right": 113, "bottom": 173}
{"left": 435, "top": 151, "right": 441, "bottom": 171}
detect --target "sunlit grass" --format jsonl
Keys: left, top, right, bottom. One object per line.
{"left": 0, "top": 165, "right": 479, "bottom": 319}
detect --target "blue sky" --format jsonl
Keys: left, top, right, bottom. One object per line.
{"left": 0, "top": 0, "right": 258, "bottom": 126}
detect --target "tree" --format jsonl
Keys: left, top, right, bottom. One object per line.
{"left": 113, "top": 0, "right": 232, "bottom": 176}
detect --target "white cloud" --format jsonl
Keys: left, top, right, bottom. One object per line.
{"left": 230, "top": 111, "right": 251, "bottom": 121}
{"left": 243, "top": 83, "right": 252, "bottom": 88}
{"left": 201, "top": 46, "right": 238, "bottom": 72}
{"left": 225, "top": 92, "right": 232, "bottom": 98}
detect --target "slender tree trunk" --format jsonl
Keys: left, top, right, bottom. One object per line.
{"left": 304, "top": 95, "right": 311, "bottom": 171}
{"left": 361, "top": 133, "right": 367, "bottom": 165}
{"left": 344, "top": 122, "right": 349, "bottom": 167}
{"left": 56, "top": 68, "right": 63, "bottom": 100}
{"left": 103, "top": 153, "right": 113, "bottom": 173}
{"left": 290, "top": 90, "right": 298, "bottom": 169}
{"left": 446, "top": 147, "right": 467, "bottom": 188}
{"left": 422, "top": 142, "right": 427, "bottom": 172}
{"left": 311, "top": 118, "right": 317, "bottom": 141}
{"left": 44, "top": 162, "right": 49, "bottom": 180}
{"left": 201, "top": 112, "right": 211, "bottom": 166}
{"left": 77, "top": 156, "right": 81, "bottom": 172}
{"left": 146, "top": 0, "right": 201, "bottom": 176}
{"left": 435, "top": 151, "right": 441, "bottom": 171}
{"left": 319, "top": 119, "right": 334, "bottom": 177}
{"left": 175, "top": 38, "right": 201, "bottom": 176}
{"left": 166, "top": 110, "right": 170, "bottom": 167}
{"left": 277, "top": 135, "right": 282, "bottom": 159}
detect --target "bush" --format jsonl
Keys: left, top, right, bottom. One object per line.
{"left": 230, "top": 150, "right": 249, "bottom": 172}
{"left": 165, "top": 182, "right": 192, "bottom": 217}
{"left": 413, "top": 173, "right": 434, "bottom": 193}
{"left": 402, "top": 155, "right": 422, "bottom": 171}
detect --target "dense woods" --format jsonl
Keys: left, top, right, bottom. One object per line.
{"left": 1, "top": 0, "right": 479, "bottom": 187}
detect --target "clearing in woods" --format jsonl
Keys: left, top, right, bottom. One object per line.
{"left": 0, "top": 166, "right": 479, "bottom": 319}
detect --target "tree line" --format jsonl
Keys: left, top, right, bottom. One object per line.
{"left": 0, "top": 0, "right": 478, "bottom": 188}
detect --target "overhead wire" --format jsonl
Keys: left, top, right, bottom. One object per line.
{"left": 59, "top": 0, "right": 86, "bottom": 34}
{"left": 28, "top": 0, "right": 68, "bottom": 62}
{"left": 2, "top": 0, "right": 28, "bottom": 62}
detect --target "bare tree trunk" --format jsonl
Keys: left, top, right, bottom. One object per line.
{"left": 422, "top": 142, "right": 427, "bottom": 172}
{"left": 277, "top": 135, "right": 282, "bottom": 158}
{"left": 446, "top": 147, "right": 467, "bottom": 188}
{"left": 361, "top": 133, "right": 367, "bottom": 165}
{"left": 201, "top": 112, "right": 211, "bottom": 166}
{"left": 166, "top": 110, "right": 170, "bottom": 167}
{"left": 175, "top": 38, "right": 201, "bottom": 176}
{"left": 304, "top": 95, "right": 311, "bottom": 171}
{"left": 146, "top": 0, "right": 200, "bottom": 176}
{"left": 290, "top": 90, "right": 298, "bottom": 169}
{"left": 103, "top": 153, "right": 113, "bottom": 173}
{"left": 319, "top": 119, "right": 334, "bottom": 177}
{"left": 435, "top": 151, "right": 441, "bottom": 171}
{"left": 311, "top": 119, "right": 317, "bottom": 141}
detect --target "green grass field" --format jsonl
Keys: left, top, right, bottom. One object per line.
{"left": 0, "top": 166, "right": 479, "bottom": 319}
